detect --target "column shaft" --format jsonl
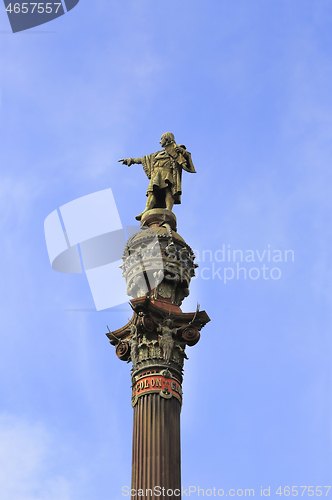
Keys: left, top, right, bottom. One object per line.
{"left": 131, "top": 394, "right": 181, "bottom": 499}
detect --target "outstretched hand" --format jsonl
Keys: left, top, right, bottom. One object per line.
{"left": 118, "top": 158, "right": 133, "bottom": 166}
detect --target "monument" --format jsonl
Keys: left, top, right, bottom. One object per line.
{"left": 109, "top": 133, "right": 210, "bottom": 499}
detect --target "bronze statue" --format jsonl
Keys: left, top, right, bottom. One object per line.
{"left": 157, "top": 318, "right": 177, "bottom": 364}
{"left": 119, "top": 132, "right": 196, "bottom": 220}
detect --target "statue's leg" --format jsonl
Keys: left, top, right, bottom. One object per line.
{"left": 146, "top": 193, "right": 156, "bottom": 210}
{"left": 165, "top": 187, "right": 174, "bottom": 212}
{"left": 135, "top": 193, "right": 156, "bottom": 220}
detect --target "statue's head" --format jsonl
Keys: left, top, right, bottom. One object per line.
{"left": 160, "top": 132, "right": 175, "bottom": 147}
{"left": 162, "top": 317, "right": 173, "bottom": 328}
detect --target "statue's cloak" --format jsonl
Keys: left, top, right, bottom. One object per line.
{"left": 141, "top": 146, "right": 196, "bottom": 205}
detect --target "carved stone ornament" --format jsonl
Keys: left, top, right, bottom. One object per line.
{"left": 107, "top": 295, "right": 210, "bottom": 396}
{"left": 116, "top": 342, "right": 130, "bottom": 361}
{"left": 120, "top": 210, "right": 198, "bottom": 307}
{"left": 142, "top": 315, "right": 154, "bottom": 332}
{"left": 182, "top": 326, "right": 200, "bottom": 347}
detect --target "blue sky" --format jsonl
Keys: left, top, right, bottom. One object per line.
{"left": 1, "top": 0, "right": 332, "bottom": 498}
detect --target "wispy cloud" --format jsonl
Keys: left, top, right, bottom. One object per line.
{"left": 0, "top": 413, "right": 73, "bottom": 500}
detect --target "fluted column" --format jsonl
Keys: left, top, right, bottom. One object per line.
{"left": 131, "top": 394, "right": 181, "bottom": 499}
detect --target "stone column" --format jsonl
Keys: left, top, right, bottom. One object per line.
{"left": 107, "top": 209, "right": 210, "bottom": 499}
{"left": 131, "top": 394, "right": 181, "bottom": 499}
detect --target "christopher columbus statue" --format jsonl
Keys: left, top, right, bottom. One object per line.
{"left": 119, "top": 132, "right": 196, "bottom": 220}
